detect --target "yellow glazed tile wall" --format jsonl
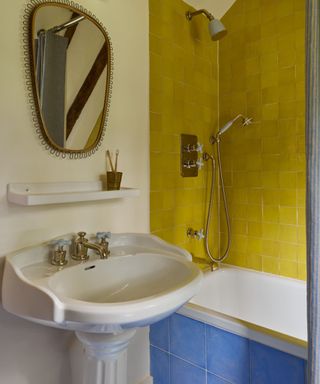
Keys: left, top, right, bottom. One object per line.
{"left": 149, "top": 0, "right": 219, "bottom": 261}
{"left": 219, "top": 0, "right": 306, "bottom": 279}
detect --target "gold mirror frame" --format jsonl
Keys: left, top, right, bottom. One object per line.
{"left": 23, "top": 0, "right": 113, "bottom": 159}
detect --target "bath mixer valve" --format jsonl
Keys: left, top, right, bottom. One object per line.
{"left": 187, "top": 228, "right": 205, "bottom": 240}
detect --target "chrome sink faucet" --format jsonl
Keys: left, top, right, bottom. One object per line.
{"left": 72, "top": 232, "right": 110, "bottom": 261}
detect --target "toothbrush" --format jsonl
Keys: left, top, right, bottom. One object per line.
{"left": 106, "top": 150, "right": 115, "bottom": 172}
{"left": 115, "top": 149, "right": 119, "bottom": 172}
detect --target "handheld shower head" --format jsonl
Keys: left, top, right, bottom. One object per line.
{"left": 217, "top": 115, "right": 253, "bottom": 138}
{"left": 186, "top": 9, "right": 227, "bottom": 41}
{"left": 218, "top": 120, "right": 234, "bottom": 136}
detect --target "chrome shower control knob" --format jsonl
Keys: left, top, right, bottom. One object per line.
{"left": 196, "top": 229, "right": 205, "bottom": 240}
{"left": 187, "top": 228, "right": 205, "bottom": 240}
{"left": 196, "top": 158, "right": 204, "bottom": 170}
{"left": 196, "top": 143, "right": 204, "bottom": 153}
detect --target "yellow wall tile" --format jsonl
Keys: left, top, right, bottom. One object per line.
{"left": 279, "top": 224, "right": 297, "bottom": 243}
{"left": 278, "top": 242, "right": 298, "bottom": 261}
{"left": 220, "top": 0, "right": 305, "bottom": 280}
{"left": 247, "top": 253, "right": 262, "bottom": 270}
{"left": 262, "top": 239, "right": 279, "bottom": 257}
{"left": 262, "top": 257, "right": 280, "bottom": 274}
{"left": 220, "top": 0, "right": 305, "bottom": 279}
{"left": 279, "top": 260, "right": 298, "bottom": 278}
{"left": 298, "top": 263, "right": 307, "bottom": 280}
{"left": 263, "top": 208, "right": 279, "bottom": 227}
{"left": 279, "top": 206, "right": 297, "bottom": 225}
{"left": 149, "top": 0, "right": 218, "bottom": 263}
{"left": 150, "top": 0, "right": 306, "bottom": 280}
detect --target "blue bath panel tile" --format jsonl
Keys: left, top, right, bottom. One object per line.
{"left": 170, "top": 314, "right": 206, "bottom": 368}
{"left": 250, "top": 341, "right": 306, "bottom": 384}
{"left": 170, "top": 355, "right": 206, "bottom": 384}
{"left": 150, "top": 346, "right": 170, "bottom": 384}
{"left": 206, "top": 325, "right": 250, "bottom": 384}
{"left": 150, "top": 317, "right": 169, "bottom": 351}
{"left": 207, "top": 372, "right": 232, "bottom": 384}
{"left": 150, "top": 347, "right": 170, "bottom": 384}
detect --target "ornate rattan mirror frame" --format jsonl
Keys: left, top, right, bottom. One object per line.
{"left": 23, "top": 0, "right": 113, "bottom": 159}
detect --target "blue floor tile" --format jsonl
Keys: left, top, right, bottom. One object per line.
{"left": 150, "top": 317, "right": 170, "bottom": 351}
{"left": 206, "top": 325, "right": 250, "bottom": 384}
{"left": 170, "top": 314, "right": 206, "bottom": 368}
{"left": 170, "top": 355, "right": 206, "bottom": 384}
{"left": 150, "top": 346, "right": 169, "bottom": 384}
{"left": 250, "top": 341, "right": 306, "bottom": 384}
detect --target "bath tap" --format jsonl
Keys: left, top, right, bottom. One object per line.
{"left": 72, "top": 232, "right": 110, "bottom": 261}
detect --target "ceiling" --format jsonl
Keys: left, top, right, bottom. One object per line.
{"left": 184, "top": 0, "right": 236, "bottom": 19}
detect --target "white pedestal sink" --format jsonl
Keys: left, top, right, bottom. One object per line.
{"left": 2, "top": 233, "right": 202, "bottom": 384}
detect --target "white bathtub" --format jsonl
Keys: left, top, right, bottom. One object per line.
{"left": 178, "top": 265, "right": 307, "bottom": 359}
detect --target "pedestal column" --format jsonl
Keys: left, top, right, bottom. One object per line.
{"left": 74, "top": 329, "right": 136, "bottom": 384}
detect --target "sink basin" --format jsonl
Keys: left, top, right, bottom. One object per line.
{"left": 2, "top": 233, "right": 202, "bottom": 332}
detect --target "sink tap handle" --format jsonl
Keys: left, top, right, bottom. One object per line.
{"left": 52, "top": 239, "right": 72, "bottom": 248}
{"left": 96, "top": 232, "right": 111, "bottom": 259}
{"left": 51, "top": 239, "right": 71, "bottom": 266}
{"left": 96, "top": 232, "right": 111, "bottom": 240}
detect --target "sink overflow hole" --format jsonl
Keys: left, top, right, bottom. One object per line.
{"left": 84, "top": 265, "right": 96, "bottom": 271}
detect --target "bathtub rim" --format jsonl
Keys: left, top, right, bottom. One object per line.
{"left": 201, "top": 263, "right": 306, "bottom": 285}
{"left": 179, "top": 264, "right": 307, "bottom": 360}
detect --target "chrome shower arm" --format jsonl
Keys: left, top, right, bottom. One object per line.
{"left": 186, "top": 9, "right": 214, "bottom": 21}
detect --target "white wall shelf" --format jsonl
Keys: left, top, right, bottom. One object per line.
{"left": 7, "top": 182, "right": 140, "bottom": 206}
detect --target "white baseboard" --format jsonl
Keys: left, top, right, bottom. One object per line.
{"left": 139, "top": 376, "right": 153, "bottom": 384}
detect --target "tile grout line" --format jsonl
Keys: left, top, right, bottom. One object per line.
{"left": 249, "top": 339, "right": 253, "bottom": 384}
{"left": 169, "top": 352, "right": 207, "bottom": 372}
{"left": 168, "top": 317, "right": 171, "bottom": 384}
{"left": 205, "top": 323, "right": 208, "bottom": 384}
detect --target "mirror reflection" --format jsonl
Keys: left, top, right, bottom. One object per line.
{"left": 31, "top": 4, "right": 111, "bottom": 153}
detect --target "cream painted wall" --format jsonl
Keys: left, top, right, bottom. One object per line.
{"left": 184, "top": 0, "right": 236, "bottom": 18}
{"left": 0, "top": 1, "right": 149, "bottom": 383}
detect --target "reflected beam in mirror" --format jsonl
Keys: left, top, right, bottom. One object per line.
{"left": 66, "top": 42, "right": 108, "bottom": 139}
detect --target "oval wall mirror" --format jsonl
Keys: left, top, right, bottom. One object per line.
{"left": 24, "top": 1, "right": 113, "bottom": 158}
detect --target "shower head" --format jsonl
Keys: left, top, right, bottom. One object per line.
{"left": 208, "top": 19, "right": 227, "bottom": 41}
{"left": 186, "top": 9, "right": 227, "bottom": 41}
{"left": 217, "top": 115, "right": 253, "bottom": 137}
